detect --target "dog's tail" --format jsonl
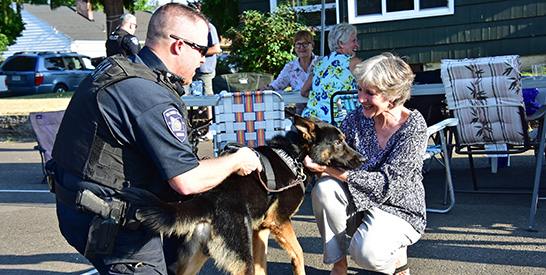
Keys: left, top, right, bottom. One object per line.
{"left": 119, "top": 187, "right": 212, "bottom": 239}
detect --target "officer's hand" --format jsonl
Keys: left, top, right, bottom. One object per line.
{"left": 234, "top": 147, "right": 263, "bottom": 176}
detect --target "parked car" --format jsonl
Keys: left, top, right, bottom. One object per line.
{"left": 1, "top": 51, "right": 95, "bottom": 96}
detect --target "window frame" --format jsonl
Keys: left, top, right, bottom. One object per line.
{"left": 347, "top": 0, "right": 454, "bottom": 24}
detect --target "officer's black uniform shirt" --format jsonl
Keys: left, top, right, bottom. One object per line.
{"left": 100, "top": 46, "right": 199, "bottom": 181}
{"left": 106, "top": 28, "right": 141, "bottom": 57}
{"left": 59, "top": 46, "right": 199, "bottom": 200}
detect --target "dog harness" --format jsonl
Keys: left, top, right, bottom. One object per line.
{"left": 256, "top": 147, "right": 307, "bottom": 194}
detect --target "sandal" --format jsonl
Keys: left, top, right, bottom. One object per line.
{"left": 394, "top": 263, "right": 410, "bottom": 275}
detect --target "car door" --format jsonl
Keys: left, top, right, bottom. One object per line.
{"left": 43, "top": 56, "right": 68, "bottom": 93}
{"left": 61, "top": 56, "right": 82, "bottom": 90}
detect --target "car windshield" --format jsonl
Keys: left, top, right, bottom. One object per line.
{"left": 2, "top": 57, "right": 37, "bottom": 71}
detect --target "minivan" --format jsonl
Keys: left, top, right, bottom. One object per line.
{"left": 2, "top": 51, "right": 95, "bottom": 96}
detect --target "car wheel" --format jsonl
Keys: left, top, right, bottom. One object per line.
{"left": 54, "top": 84, "right": 68, "bottom": 93}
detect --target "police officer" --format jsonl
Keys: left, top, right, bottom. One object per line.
{"left": 49, "top": 3, "right": 262, "bottom": 274}
{"left": 105, "top": 13, "right": 141, "bottom": 57}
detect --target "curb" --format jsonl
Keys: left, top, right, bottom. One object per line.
{"left": 0, "top": 115, "right": 35, "bottom": 141}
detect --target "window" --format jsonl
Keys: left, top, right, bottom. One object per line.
{"left": 81, "top": 57, "right": 95, "bottom": 70}
{"left": 348, "top": 0, "right": 454, "bottom": 24}
{"left": 3, "top": 57, "right": 37, "bottom": 71}
{"left": 270, "top": 0, "right": 339, "bottom": 27}
{"left": 44, "top": 57, "right": 64, "bottom": 71}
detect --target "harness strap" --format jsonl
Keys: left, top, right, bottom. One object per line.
{"left": 258, "top": 152, "right": 277, "bottom": 192}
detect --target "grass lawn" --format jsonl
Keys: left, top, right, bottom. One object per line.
{"left": 0, "top": 92, "right": 73, "bottom": 115}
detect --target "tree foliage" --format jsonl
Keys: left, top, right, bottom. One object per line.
{"left": 0, "top": 0, "right": 25, "bottom": 53}
{"left": 225, "top": 5, "right": 312, "bottom": 75}
{"left": 200, "top": 0, "right": 239, "bottom": 36}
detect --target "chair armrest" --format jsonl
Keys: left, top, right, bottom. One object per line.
{"left": 427, "top": 118, "right": 459, "bottom": 137}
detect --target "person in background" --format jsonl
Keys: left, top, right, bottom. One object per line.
{"left": 189, "top": 2, "right": 221, "bottom": 141}
{"left": 260, "top": 29, "right": 320, "bottom": 114}
{"left": 105, "top": 13, "right": 141, "bottom": 57}
{"left": 303, "top": 53, "right": 427, "bottom": 275}
{"left": 50, "top": 4, "right": 261, "bottom": 274}
{"left": 300, "top": 23, "right": 360, "bottom": 124}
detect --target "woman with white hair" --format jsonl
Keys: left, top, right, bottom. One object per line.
{"left": 304, "top": 53, "right": 427, "bottom": 275}
{"left": 300, "top": 23, "right": 360, "bottom": 123}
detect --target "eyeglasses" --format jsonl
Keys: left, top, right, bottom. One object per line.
{"left": 169, "top": 34, "right": 209, "bottom": 57}
{"left": 131, "top": 23, "right": 137, "bottom": 29}
{"left": 294, "top": 42, "right": 312, "bottom": 48}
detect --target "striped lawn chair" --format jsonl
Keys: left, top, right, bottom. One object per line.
{"left": 213, "top": 91, "right": 285, "bottom": 155}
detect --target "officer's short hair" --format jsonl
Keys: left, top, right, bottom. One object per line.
{"left": 146, "top": 3, "right": 208, "bottom": 43}
{"left": 120, "top": 13, "right": 137, "bottom": 27}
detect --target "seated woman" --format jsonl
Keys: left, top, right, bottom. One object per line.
{"left": 300, "top": 23, "right": 360, "bottom": 124}
{"left": 260, "top": 29, "right": 320, "bottom": 114}
{"left": 303, "top": 53, "right": 428, "bottom": 275}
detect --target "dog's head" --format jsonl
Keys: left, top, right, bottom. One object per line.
{"left": 293, "top": 115, "right": 365, "bottom": 170}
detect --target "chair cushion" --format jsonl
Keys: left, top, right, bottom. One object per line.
{"left": 441, "top": 55, "right": 525, "bottom": 145}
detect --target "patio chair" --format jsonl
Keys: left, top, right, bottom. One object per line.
{"left": 328, "top": 90, "right": 458, "bottom": 213}
{"left": 213, "top": 91, "right": 285, "bottom": 156}
{"left": 29, "top": 110, "right": 65, "bottom": 182}
{"left": 441, "top": 55, "right": 546, "bottom": 230}
{"left": 330, "top": 90, "right": 359, "bottom": 126}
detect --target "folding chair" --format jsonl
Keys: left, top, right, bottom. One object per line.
{"left": 441, "top": 55, "right": 546, "bottom": 230}
{"left": 213, "top": 91, "right": 285, "bottom": 156}
{"left": 29, "top": 110, "right": 65, "bottom": 181}
{"left": 328, "top": 90, "right": 458, "bottom": 213}
{"left": 330, "top": 90, "right": 359, "bottom": 126}
{"left": 423, "top": 118, "right": 458, "bottom": 213}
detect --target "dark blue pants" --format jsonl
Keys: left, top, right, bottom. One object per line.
{"left": 56, "top": 201, "right": 169, "bottom": 274}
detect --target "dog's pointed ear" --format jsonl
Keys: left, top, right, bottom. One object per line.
{"left": 294, "top": 115, "right": 317, "bottom": 142}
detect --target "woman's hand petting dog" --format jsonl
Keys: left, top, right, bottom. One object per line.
{"left": 304, "top": 155, "right": 348, "bottom": 181}
{"left": 234, "top": 147, "right": 263, "bottom": 176}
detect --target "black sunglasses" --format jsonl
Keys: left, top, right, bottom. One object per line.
{"left": 169, "top": 34, "right": 209, "bottom": 57}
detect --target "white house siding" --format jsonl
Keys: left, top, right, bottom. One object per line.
{"left": 3, "top": 9, "right": 72, "bottom": 59}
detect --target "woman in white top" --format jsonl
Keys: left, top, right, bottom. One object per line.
{"left": 260, "top": 30, "right": 320, "bottom": 113}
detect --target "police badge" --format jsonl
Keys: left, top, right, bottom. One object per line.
{"left": 163, "top": 107, "right": 187, "bottom": 142}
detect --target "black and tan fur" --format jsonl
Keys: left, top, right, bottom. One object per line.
{"left": 120, "top": 115, "right": 365, "bottom": 275}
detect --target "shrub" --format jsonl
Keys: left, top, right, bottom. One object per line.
{"left": 225, "top": 5, "right": 312, "bottom": 76}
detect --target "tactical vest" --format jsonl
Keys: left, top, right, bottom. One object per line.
{"left": 106, "top": 29, "right": 128, "bottom": 57}
{"left": 52, "top": 55, "right": 185, "bottom": 196}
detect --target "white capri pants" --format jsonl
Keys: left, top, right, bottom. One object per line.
{"left": 311, "top": 176, "right": 421, "bottom": 274}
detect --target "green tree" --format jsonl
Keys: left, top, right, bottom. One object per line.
{"left": 200, "top": 0, "right": 239, "bottom": 36}
{"left": 0, "top": 0, "right": 25, "bottom": 54}
{"left": 225, "top": 5, "right": 311, "bottom": 75}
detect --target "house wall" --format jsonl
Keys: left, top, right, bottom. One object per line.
{"left": 355, "top": 0, "right": 546, "bottom": 68}
{"left": 238, "top": 0, "right": 546, "bottom": 69}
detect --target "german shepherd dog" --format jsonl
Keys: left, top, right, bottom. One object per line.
{"left": 120, "top": 115, "right": 365, "bottom": 275}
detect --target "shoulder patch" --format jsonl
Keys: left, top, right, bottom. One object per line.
{"left": 163, "top": 108, "right": 187, "bottom": 143}
{"left": 130, "top": 37, "right": 139, "bottom": 45}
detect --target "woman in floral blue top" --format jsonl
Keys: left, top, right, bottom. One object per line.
{"left": 300, "top": 23, "right": 361, "bottom": 123}
{"left": 303, "top": 53, "right": 428, "bottom": 275}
